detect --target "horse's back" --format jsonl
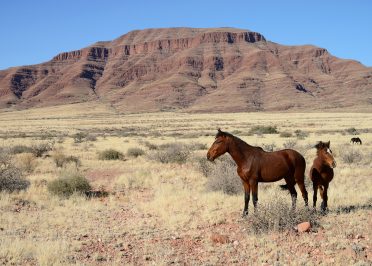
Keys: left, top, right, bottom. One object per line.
{"left": 277, "top": 149, "right": 306, "bottom": 167}
{"left": 262, "top": 148, "right": 306, "bottom": 176}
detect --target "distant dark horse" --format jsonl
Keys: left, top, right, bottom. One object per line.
{"left": 207, "top": 129, "right": 308, "bottom": 217}
{"left": 350, "top": 137, "right": 362, "bottom": 145}
{"left": 309, "top": 141, "right": 337, "bottom": 213}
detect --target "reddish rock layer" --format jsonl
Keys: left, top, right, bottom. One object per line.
{"left": 0, "top": 27, "right": 371, "bottom": 112}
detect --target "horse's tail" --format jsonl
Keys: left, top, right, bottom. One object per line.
{"left": 279, "top": 184, "right": 289, "bottom": 190}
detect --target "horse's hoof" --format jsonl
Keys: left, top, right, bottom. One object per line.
{"left": 242, "top": 211, "right": 248, "bottom": 218}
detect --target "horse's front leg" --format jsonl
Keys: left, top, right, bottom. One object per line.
{"left": 313, "top": 182, "right": 318, "bottom": 209}
{"left": 242, "top": 182, "right": 250, "bottom": 217}
{"left": 250, "top": 180, "right": 258, "bottom": 211}
{"left": 320, "top": 184, "right": 329, "bottom": 213}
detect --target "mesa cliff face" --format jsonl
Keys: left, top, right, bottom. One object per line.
{"left": 0, "top": 27, "right": 371, "bottom": 112}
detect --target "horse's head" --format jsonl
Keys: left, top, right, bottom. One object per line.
{"left": 315, "top": 141, "right": 336, "bottom": 168}
{"left": 207, "top": 129, "right": 230, "bottom": 161}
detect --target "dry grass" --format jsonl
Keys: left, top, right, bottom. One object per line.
{"left": 0, "top": 103, "right": 371, "bottom": 265}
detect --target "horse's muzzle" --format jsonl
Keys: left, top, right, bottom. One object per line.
{"left": 206, "top": 153, "right": 214, "bottom": 162}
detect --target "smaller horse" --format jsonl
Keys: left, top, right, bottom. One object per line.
{"left": 309, "top": 141, "right": 336, "bottom": 213}
{"left": 350, "top": 137, "right": 362, "bottom": 145}
{"left": 207, "top": 129, "right": 308, "bottom": 217}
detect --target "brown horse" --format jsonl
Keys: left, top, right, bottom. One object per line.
{"left": 309, "top": 141, "right": 336, "bottom": 212}
{"left": 207, "top": 129, "right": 308, "bottom": 217}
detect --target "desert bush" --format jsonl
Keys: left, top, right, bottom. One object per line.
{"left": 149, "top": 143, "right": 190, "bottom": 164}
{"left": 53, "top": 151, "right": 81, "bottom": 168}
{"left": 140, "top": 140, "right": 158, "bottom": 150}
{"left": 31, "top": 142, "right": 54, "bottom": 157}
{"left": 188, "top": 142, "right": 208, "bottom": 151}
{"left": 205, "top": 156, "right": 241, "bottom": 195}
{"left": 72, "top": 132, "right": 97, "bottom": 143}
{"left": 262, "top": 143, "right": 277, "bottom": 152}
{"left": 85, "top": 134, "right": 97, "bottom": 142}
{"left": 72, "top": 132, "right": 87, "bottom": 143}
{"left": 197, "top": 157, "right": 214, "bottom": 177}
{"left": 231, "top": 129, "right": 242, "bottom": 135}
{"left": 0, "top": 152, "right": 30, "bottom": 192}
{"left": 341, "top": 148, "right": 362, "bottom": 164}
{"left": 249, "top": 125, "right": 278, "bottom": 135}
{"left": 294, "top": 129, "right": 309, "bottom": 139}
{"left": 248, "top": 190, "right": 319, "bottom": 234}
{"left": 10, "top": 145, "right": 33, "bottom": 154}
{"left": 283, "top": 139, "right": 297, "bottom": 149}
{"left": 47, "top": 170, "right": 91, "bottom": 197}
{"left": 345, "top": 127, "right": 359, "bottom": 135}
{"left": 15, "top": 153, "right": 38, "bottom": 173}
{"left": 127, "top": 147, "right": 145, "bottom": 158}
{"left": 98, "top": 149, "right": 124, "bottom": 160}
{"left": 280, "top": 131, "right": 292, "bottom": 138}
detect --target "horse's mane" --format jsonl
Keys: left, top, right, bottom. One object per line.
{"left": 216, "top": 129, "right": 263, "bottom": 151}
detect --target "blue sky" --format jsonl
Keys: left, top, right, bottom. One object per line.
{"left": 1, "top": 0, "right": 371, "bottom": 70}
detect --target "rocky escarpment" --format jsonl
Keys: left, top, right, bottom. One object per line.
{"left": 0, "top": 27, "right": 371, "bottom": 112}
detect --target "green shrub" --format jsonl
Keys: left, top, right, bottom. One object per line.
{"left": 205, "top": 156, "right": 241, "bottom": 195}
{"left": 0, "top": 153, "right": 30, "bottom": 192}
{"left": 47, "top": 171, "right": 91, "bottom": 197}
{"left": 149, "top": 143, "right": 190, "bottom": 164}
{"left": 98, "top": 149, "right": 124, "bottom": 160}
{"left": 249, "top": 125, "right": 278, "bottom": 135}
{"left": 127, "top": 147, "right": 145, "bottom": 158}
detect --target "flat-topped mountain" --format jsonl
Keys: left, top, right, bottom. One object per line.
{"left": 0, "top": 27, "right": 371, "bottom": 112}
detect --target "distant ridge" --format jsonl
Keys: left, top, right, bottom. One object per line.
{"left": 0, "top": 27, "right": 371, "bottom": 112}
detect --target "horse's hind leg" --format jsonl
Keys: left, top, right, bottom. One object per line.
{"left": 284, "top": 177, "right": 297, "bottom": 209}
{"left": 297, "top": 181, "right": 308, "bottom": 207}
{"left": 294, "top": 168, "right": 308, "bottom": 207}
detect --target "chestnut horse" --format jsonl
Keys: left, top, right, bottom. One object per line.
{"left": 207, "top": 129, "right": 308, "bottom": 217}
{"left": 309, "top": 141, "right": 336, "bottom": 212}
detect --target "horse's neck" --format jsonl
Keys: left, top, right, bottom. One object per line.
{"left": 227, "top": 137, "right": 255, "bottom": 166}
{"left": 314, "top": 155, "right": 329, "bottom": 170}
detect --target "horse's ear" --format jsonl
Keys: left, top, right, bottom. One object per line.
{"left": 218, "top": 128, "right": 222, "bottom": 133}
{"left": 326, "top": 141, "right": 330, "bottom": 148}
{"left": 314, "top": 141, "right": 323, "bottom": 149}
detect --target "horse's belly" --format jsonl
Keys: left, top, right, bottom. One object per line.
{"left": 258, "top": 175, "right": 285, "bottom": 182}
